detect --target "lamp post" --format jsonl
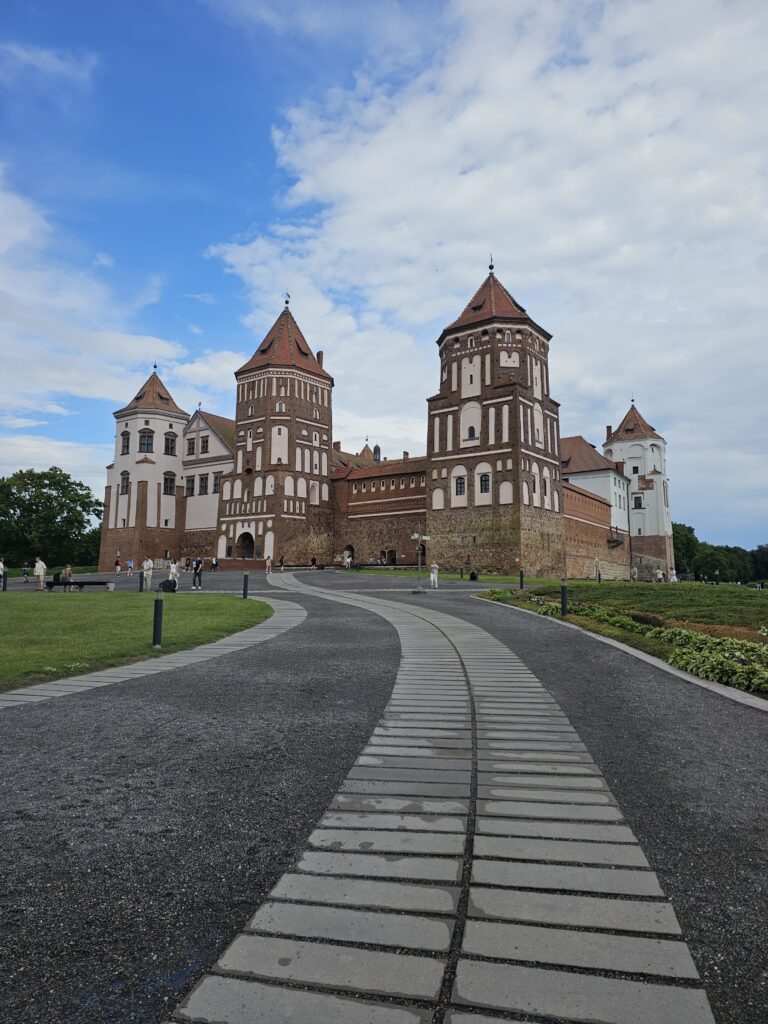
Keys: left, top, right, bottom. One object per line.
{"left": 411, "top": 526, "right": 431, "bottom": 593}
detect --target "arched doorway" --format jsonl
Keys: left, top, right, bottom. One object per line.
{"left": 343, "top": 545, "right": 354, "bottom": 567}
{"left": 386, "top": 549, "right": 397, "bottom": 565}
{"left": 236, "top": 532, "right": 254, "bottom": 559}
{"left": 264, "top": 530, "right": 275, "bottom": 559}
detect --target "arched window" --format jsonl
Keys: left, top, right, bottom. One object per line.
{"left": 467, "top": 425, "right": 476, "bottom": 440}
{"left": 120, "top": 431, "right": 130, "bottom": 455}
{"left": 499, "top": 480, "right": 513, "bottom": 505}
{"left": 455, "top": 476, "right": 465, "bottom": 496}
{"left": 479, "top": 473, "right": 490, "bottom": 493}
{"left": 474, "top": 462, "right": 493, "bottom": 506}
{"left": 504, "top": 330, "right": 512, "bottom": 343}
{"left": 276, "top": 401, "right": 285, "bottom": 413}
{"left": 138, "top": 429, "right": 154, "bottom": 453}
{"left": 120, "top": 471, "right": 130, "bottom": 495}
{"left": 313, "top": 408, "right": 319, "bottom": 420}
{"left": 265, "top": 475, "right": 275, "bottom": 495}
{"left": 432, "top": 487, "right": 445, "bottom": 510}
{"left": 163, "top": 472, "right": 176, "bottom": 495}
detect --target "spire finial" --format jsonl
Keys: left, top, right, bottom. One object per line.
{"left": 489, "top": 254, "right": 494, "bottom": 275}
{"left": 284, "top": 291, "right": 290, "bottom": 307}
{"left": 153, "top": 360, "right": 157, "bottom": 372}
{"left": 631, "top": 394, "right": 635, "bottom": 405}
{"left": 197, "top": 400, "right": 202, "bottom": 411}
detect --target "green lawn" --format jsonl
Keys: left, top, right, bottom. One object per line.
{"left": 356, "top": 567, "right": 548, "bottom": 585}
{"left": 0, "top": 592, "right": 273, "bottom": 692}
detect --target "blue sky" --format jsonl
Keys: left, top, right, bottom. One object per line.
{"left": 1, "top": 0, "right": 766, "bottom": 547}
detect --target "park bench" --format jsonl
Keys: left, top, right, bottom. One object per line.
{"left": 45, "top": 579, "right": 110, "bottom": 592}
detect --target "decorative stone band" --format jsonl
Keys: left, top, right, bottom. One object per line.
{"left": 170, "top": 573, "right": 715, "bottom": 1024}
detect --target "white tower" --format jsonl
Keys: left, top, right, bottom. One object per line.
{"left": 603, "top": 403, "right": 673, "bottom": 578}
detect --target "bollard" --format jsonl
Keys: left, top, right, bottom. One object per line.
{"left": 243, "top": 570, "right": 250, "bottom": 600}
{"left": 152, "top": 591, "right": 164, "bottom": 648}
{"left": 139, "top": 570, "right": 144, "bottom": 593}
{"left": 519, "top": 570, "right": 525, "bottom": 591}
{"left": 2, "top": 573, "right": 6, "bottom": 591}
{"left": 560, "top": 579, "right": 568, "bottom": 617}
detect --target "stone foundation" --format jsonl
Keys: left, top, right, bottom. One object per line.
{"left": 427, "top": 506, "right": 522, "bottom": 573}
{"left": 520, "top": 505, "right": 566, "bottom": 577}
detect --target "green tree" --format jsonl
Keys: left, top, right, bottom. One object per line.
{"left": 751, "top": 544, "right": 768, "bottom": 581}
{"left": 672, "top": 522, "right": 700, "bottom": 574}
{"left": 0, "top": 467, "right": 102, "bottom": 567}
{"left": 692, "top": 544, "right": 732, "bottom": 581}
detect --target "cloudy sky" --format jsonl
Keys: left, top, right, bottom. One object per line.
{"left": 1, "top": 0, "right": 766, "bottom": 546}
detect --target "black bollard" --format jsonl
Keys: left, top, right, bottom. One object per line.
{"left": 519, "top": 570, "right": 525, "bottom": 591}
{"left": 139, "top": 570, "right": 144, "bottom": 593}
{"left": 152, "top": 592, "right": 164, "bottom": 648}
{"left": 2, "top": 573, "right": 7, "bottom": 591}
{"left": 560, "top": 580, "right": 568, "bottom": 617}
{"left": 243, "top": 570, "right": 250, "bottom": 599}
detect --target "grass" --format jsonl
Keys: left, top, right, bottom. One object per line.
{"left": 356, "top": 567, "right": 550, "bottom": 585}
{"left": 0, "top": 592, "right": 273, "bottom": 692}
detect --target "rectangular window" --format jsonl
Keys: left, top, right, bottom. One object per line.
{"left": 185, "top": 477, "right": 195, "bottom": 497}
{"left": 139, "top": 433, "right": 153, "bottom": 453}
{"left": 212, "top": 473, "right": 221, "bottom": 494}
{"left": 200, "top": 436, "right": 209, "bottom": 454}
{"left": 164, "top": 435, "right": 176, "bottom": 456}
{"left": 352, "top": 483, "right": 358, "bottom": 494}
{"left": 400, "top": 477, "right": 405, "bottom": 487}
{"left": 632, "top": 466, "right": 639, "bottom": 474}
{"left": 633, "top": 495, "right": 643, "bottom": 509}
{"left": 121, "top": 434, "right": 130, "bottom": 455}
{"left": 410, "top": 476, "right": 415, "bottom": 487}
{"left": 390, "top": 480, "right": 395, "bottom": 489}
{"left": 198, "top": 474, "right": 209, "bottom": 495}
{"left": 120, "top": 475, "right": 130, "bottom": 495}
{"left": 187, "top": 438, "right": 196, "bottom": 455}
{"left": 371, "top": 482, "right": 376, "bottom": 492}
{"left": 163, "top": 476, "right": 175, "bottom": 495}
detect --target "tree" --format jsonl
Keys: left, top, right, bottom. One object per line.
{"left": 672, "top": 522, "right": 700, "bottom": 574}
{"left": 692, "top": 544, "right": 733, "bottom": 581}
{"left": 0, "top": 467, "right": 103, "bottom": 567}
{"left": 751, "top": 544, "right": 768, "bottom": 581}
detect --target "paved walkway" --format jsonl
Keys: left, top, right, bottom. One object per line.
{"left": 171, "top": 574, "right": 715, "bottom": 1024}
{"left": 0, "top": 598, "right": 305, "bottom": 709}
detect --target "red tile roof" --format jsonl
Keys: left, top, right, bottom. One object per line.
{"left": 236, "top": 306, "right": 332, "bottom": 380}
{"left": 442, "top": 270, "right": 549, "bottom": 337}
{"left": 115, "top": 371, "right": 188, "bottom": 417}
{"left": 606, "top": 404, "right": 663, "bottom": 444}
{"left": 198, "top": 411, "right": 236, "bottom": 452}
{"left": 343, "top": 458, "right": 428, "bottom": 481}
{"left": 561, "top": 435, "right": 619, "bottom": 474}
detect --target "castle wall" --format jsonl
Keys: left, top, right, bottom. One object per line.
{"left": 99, "top": 480, "right": 185, "bottom": 571}
{"left": 427, "top": 505, "right": 522, "bottom": 572}
{"left": 520, "top": 505, "right": 566, "bottom": 577}
{"left": 563, "top": 485, "right": 630, "bottom": 580}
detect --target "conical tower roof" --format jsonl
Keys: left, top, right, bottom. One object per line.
{"left": 439, "top": 268, "right": 550, "bottom": 341}
{"left": 114, "top": 370, "right": 188, "bottom": 417}
{"left": 606, "top": 404, "right": 664, "bottom": 445}
{"left": 236, "top": 306, "right": 331, "bottom": 380}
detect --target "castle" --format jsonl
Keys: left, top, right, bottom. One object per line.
{"left": 98, "top": 267, "right": 674, "bottom": 580}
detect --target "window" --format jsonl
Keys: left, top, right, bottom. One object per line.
{"left": 543, "top": 476, "right": 548, "bottom": 496}
{"left": 199, "top": 474, "right": 209, "bottom": 495}
{"left": 637, "top": 527, "right": 643, "bottom": 535}
{"left": 352, "top": 483, "right": 358, "bottom": 494}
{"left": 163, "top": 473, "right": 175, "bottom": 496}
{"left": 185, "top": 477, "right": 195, "bottom": 497}
{"left": 410, "top": 476, "right": 415, "bottom": 487}
{"left": 632, "top": 466, "right": 639, "bottom": 474}
{"left": 420, "top": 475, "right": 425, "bottom": 485}
{"left": 200, "top": 435, "right": 209, "bottom": 454}
{"left": 455, "top": 476, "right": 466, "bottom": 496}
{"left": 531, "top": 475, "right": 537, "bottom": 494}
{"left": 313, "top": 408, "right": 319, "bottom": 420}
{"left": 362, "top": 483, "right": 367, "bottom": 492}
{"left": 400, "top": 477, "right": 405, "bottom": 487}
{"left": 120, "top": 472, "right": 130, "bottom": 495}
{"left": 138, "top": 430, "right": 154, "bottom": 453}
{"left": 467, "top": 425, "right": 476, "bottom": 440}
{"left": 390, "top": 480, "right": 395, "bottom": 489}
{"left": 187, "top": 438, "right": 196, "bottom": 455}
{"left": 212, "top": 473, "right": 221, "bottom": 494}
{"left": 164, "top": 434, "right": 176, "bottom": 456}
{"left": 469, "top": 374, "right": 473, "bottom": 384}
{"left": 276, "top": 402, "right": 285, "bottom": 413}
{"left": 371, "top": 482, "right": 377, "bottom": 492}
{"left": 277, "top": 427, "right": 282, "bottom": 435}
{"left": 633, "top": 495, "right": 643, "bottom": 509}
{"left": 120, "top": 432, "right": 130, "bottom": 455}
{"left": 479, "top": 473, "right": 490, "bottom": 494}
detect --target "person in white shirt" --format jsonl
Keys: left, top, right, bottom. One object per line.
{"left": 34, "top": 556, "right": 47, "bottom": 591}
{"left": 168, "top": 559, "right": 180, "bottom": 590}
{"left": 430, "top": 562, "right": 439, "bottom": 589}
{"left": 141, "top": 556, "right": 154, "bottom": 590}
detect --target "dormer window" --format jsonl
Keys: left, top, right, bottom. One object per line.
{"left": 187, "top": 438, "right": 195, "bottom": 455}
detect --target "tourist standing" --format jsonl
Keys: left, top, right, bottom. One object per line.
{"left": 184, "top": 557, "right": 192, "bottom": 573}
{"left": 310, "top": 556, "right": 317, "bottom": 570}
{"left": 142, "top": 555, "right": 154, "bottom": 591}
{"left": 669, "top": 568, "right": 678, "bottom": 583}
{"left": 430, "top": 562, "right": 439, "bottom": 589}
{"left": 0, "top": 558, "right": 5, "bottom": 589}
{"left": 168, "top": 559, "right": 180, "bottom": 590}
{"left": 61, "top": 564, "right": 74, "bottom": 593}
{"left": 630, "top": 565, "right": 638, "bottom": 583}
{"left": 34, "top": 556, "right": 47, "bottom": 591}
{"left": 211, "top": 556, "right": 218, "bottom": 573}
{"left": 265, "top": 555, "right": 272, "bottom": 575}
{"left": 655, "top": 567, "right": 664, "bottom": 583}
{"left": 114, "top": 556, "right": 122, "bottom": 575}
{"left": 126, "top": 557, "right": 134, "bottom": 577}
{"left": 279, "top": 554, "right": 286, "bottom": 574}
{"left": 22, "top": 562, "right": 30, "bottom": 583}
{"left": 192, "top": 556, "right": 203, "bottom": 590}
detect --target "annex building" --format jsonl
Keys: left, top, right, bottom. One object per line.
{"left": 99, "top": 268, "right": 674, "bottom": 580}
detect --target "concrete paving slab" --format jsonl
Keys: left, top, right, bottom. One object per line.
{"left": 473, "top": 835, "right": 648, "bottom": 866}
{"left": 330, "top": 795, "right": 470, "bottom": 815}
{"left": 462, "top": 919, "right": 698, "bottom": 977}
{"left": 476, "top": 818, "right": 637, "bottom": 843}
{"left": 359, "top": 756, "right": 472, "bottom": 770}
{"left": 479, "top": 799, "right": 623, "bottom": 821}
{"left": 308, "top": 828, "right": 466, "bottom": 856}
{"left": 320, "top": 812, "right": 467, "bottom": 833}
{"left": 452, "top": 959, "right": 715, "bottom": 1023}
{"left": 298, "top": 850, "right": 462, "bottom": 882}
{"left": 340, "top": 781, "right": 470, "bottom": 798}
{"left": 477, "top": 786, "right": 614, "bottom": 804}
{"left": 477, "top": 773, "right": 607, "bottom": 790}
{"left": 270, "top": 873, "right": 459, "bottom": 914}
{"left": 217, "top": 934, "right": 445, "bottom": 1000}
{"left": 472, "top": 859, "right": 663, "bottom": 896}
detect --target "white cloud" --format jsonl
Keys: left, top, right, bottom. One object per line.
{"left": 209, "top": 0, "right": 768, "bottom": 545}
{"left": 188, "top": 323, "right": 204, "bottom": 335}
{"left": 92, "top": 251, "right": 114, "bottom": 268}
{"left": 0, "top": 41, "right": 97, "bottom": 86}
{"left": 0, "top": 434, "right": 112, "bottom": 498}
{"left": 0, "top": 416, "right": 46, "bottom": 429}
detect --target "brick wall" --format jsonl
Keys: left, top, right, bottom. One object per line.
{"left": 520, "top": 505, "right": 566, "bottom": 577}
{"left": 427, "top": 505, "right": 523, "bottom": 573}
{"left": 563, "top": 483, "right": 630, "bottom": 580}
{"left": 99, "top": 481, "right": 185, "bottom": 570}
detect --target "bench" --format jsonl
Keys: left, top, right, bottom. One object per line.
{"left": 45, "top": 580, "right": 110, "bottom": 592}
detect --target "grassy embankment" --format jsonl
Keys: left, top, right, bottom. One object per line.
{"left": 484, "top": 580, "right": 768, "bottom": 693}
{"left": 0, "top": 593, "right": 272, "bottom": 693}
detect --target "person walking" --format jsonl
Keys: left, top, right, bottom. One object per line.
{"left": 141, "top": 555, "right": 154, "bottom": 591}
{"left": 211, "top": 556, "right": 218, "bottom": 573}
{"left": 168, "top": 559, "right": 180, "bottom": 590}
{"left": 126, "top": 557, "right": 134, "bottom": 577}
{"left": 61, "top": 564, "right": 74, "bottom": 593}
{"left": 669, "top": 568, "right": 678, "bottom": 583}
{"left": 265, "top": 555, "right": 272, "bottom": 575}
{"left": 279, "top": 554, "right": 286, "bottom": 574}
{"left": 630, "top": 565, "right": 638, "bottom": 583}
{"left": 114, "top": 556, "right": 122, "bottom": 575}
{"left": 654, "top": 567, "right": 664, "bottom": 583}
{"left": 184, "top": 557, "right": 192, "bottom": 573}
{"left": 0, "top": 558, "right": 5, "bottom": 589}
{"left": 430, "top": 561, "right": 439, "bottom": 589}
{"left": 34, "top": 556, "right": 47, "bottom": 592}
{"left": 22, "top": 561, "right": 30, "bottom": 583}
{"left": 192, "top": 556, "right": 203, "bottom": 590}
{"left": 310, "top": 556, "right": 317, "bottom": 570}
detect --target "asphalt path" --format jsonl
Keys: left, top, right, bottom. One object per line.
{"left": 291, "top": 570, "right": 768, "bottom": 1024}
{"left": 0, "top": 588, "right": 399, "bottom": 1024}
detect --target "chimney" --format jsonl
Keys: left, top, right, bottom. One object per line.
{"left": 317, "top": 350, "right": 323, "bottom": 368}
{"left": 333, "top": 441, "right": 341, "bottom": 451}
{"left": 402, "top": 451, "right": 409, "bottom": 461}
{"left": 605, "top": 425, "right": 612, "bottom": 442}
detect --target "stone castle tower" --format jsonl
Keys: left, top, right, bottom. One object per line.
{"left": 425, "top": 266, "right": 565, "bottom": 575}
{"left": 603, "top": 404, "right": 674, "bottom": 577}
{"left": 100, "top": 370, "right": 188, "bottom": 566}
{"left": 215, "top": 302, "right": 335, "bottom": 564}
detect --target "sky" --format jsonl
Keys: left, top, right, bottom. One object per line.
{"left": 0, "top": 0, "right": 766, "bottom": 548}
